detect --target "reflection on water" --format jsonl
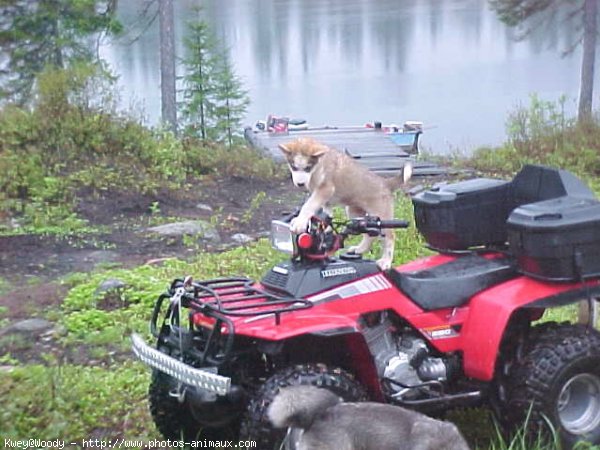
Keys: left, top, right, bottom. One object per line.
{"left": 100, "top": 0, "right": 590, "bottom": 153}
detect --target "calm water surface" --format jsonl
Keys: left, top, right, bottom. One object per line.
{"left": 100, "top": 0, "right": 590, "bottom": 153}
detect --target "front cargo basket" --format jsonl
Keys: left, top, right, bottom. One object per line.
{"left": 150, "top": 277, "right": 314, "bottom": 366}
{"left": 188, "top": 277, "right": 312, "bottom": 318}
{"left": 151, "top": 277, "right": 313, "bottom": 336}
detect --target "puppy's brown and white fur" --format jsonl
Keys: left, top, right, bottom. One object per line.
{"left": 279, "top": 138, "right": 412, "bottom": 270}
{"left": 268, "top": 385, "right": 471, "bottom": 450}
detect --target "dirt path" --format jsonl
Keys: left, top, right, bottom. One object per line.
{"left": 0, "top": 176, "right": 303, "bottom": 319}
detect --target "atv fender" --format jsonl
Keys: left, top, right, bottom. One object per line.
{"left": 264, "top": 328, "right": 384, "bottom": 401}
{"left": 461, "top": 276, "right": 600, "bottom": 381}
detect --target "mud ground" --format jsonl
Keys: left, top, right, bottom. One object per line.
{"left": 0, "top": 176, "right": 303, "bottom": 320}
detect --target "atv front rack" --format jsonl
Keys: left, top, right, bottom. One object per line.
{"left": 149, "top": 277, "right": 313, "bottom": 366}
{"left": 189, "top": 277, "right": 313, "bottom": 320}
{"left": 151, "top": 277, "right": 313, "bottom": 332}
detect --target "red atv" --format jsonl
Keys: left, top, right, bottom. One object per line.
{"left": 133, "top": 165, "right": 600, "bottom": 449}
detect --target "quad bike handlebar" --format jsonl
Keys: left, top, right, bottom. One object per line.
{"left": 273, "top": 209, "right": 409, "bottom": 260}
{"left": 345, "top": 217, "right": 409, "bottom": 236}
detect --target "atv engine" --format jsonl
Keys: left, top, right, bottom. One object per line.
{"left": 363, "top": 314, "right": 450, "bottom": 399}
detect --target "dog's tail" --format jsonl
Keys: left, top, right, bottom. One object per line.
{"left": 385, "top": 161, "right": 413, "bottom": 191}
{"left": 268, "top": 385, "right": 341, "bottom": 429}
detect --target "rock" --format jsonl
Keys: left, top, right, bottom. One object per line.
{"left": 12, "top": 318, "right": 54, "bottom": 333}
{"left": 196, "top": 203, "right": 214, "bottom": 213}
{"left": 148, "top": 220, "right": 221, "bottom": 243}
{"left": 0, "top": 366, "right": 15, "bottom": 373}
{"left": 144, "top": 257, "right": 174, "bottom": 266}
{"left": 84, "top": 250, "right": 120, "bottom": 264}
{"left": 94, "top": 278, "right": 127, "bottom": 297}
{"left": 0, "top": 318, "right": 54, "bottom": 336}
{"left": 231, "top": 233, "right": 253, "bottom": 244}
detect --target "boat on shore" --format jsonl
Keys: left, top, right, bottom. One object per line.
{"left": 245, "top": 116, "right": 450, "bottom": 176}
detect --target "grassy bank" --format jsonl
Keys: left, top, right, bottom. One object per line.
{"left": 465, "top": 95, "right": 600, "bottom": 192}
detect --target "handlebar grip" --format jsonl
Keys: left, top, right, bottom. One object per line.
{"left": 379, "top": 219, "right": 410, "bottom": 229}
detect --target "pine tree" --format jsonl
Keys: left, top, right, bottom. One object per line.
{"left": 180, "top": 20, "right": 219, "bottom": 141}
{"left": 180, "top": 14, "right": 249, "bottom": 144}
{"left": 212, "top": 57, "right": 250, "bottom": 148}
{"left": 0, "top": 0, "right": 121, "bottom": 104}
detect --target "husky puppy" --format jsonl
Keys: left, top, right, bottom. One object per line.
{"left": 279, "top": 138, "right": 412, "bottom": 270}
{"left": 268, "top": 385, "right": 471, "bottom": 450}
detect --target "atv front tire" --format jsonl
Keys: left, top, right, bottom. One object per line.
{"left": 498, "top": 323, "right": 600, "bottom": 448}
{"left": 239, "top": 363, "right": 367, "bottom": 449}
{"left": 149, "top": 370, "right": 239, "bottom": 441}
{"left": 149, "top": 370, "right": 202, "bottom": 440}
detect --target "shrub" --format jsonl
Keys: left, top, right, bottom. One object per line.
{"left": 0, "top": 64, "right": 279, "bottom": 235}
{"left": 469, "top": 95, "right": 600, "bottom": 184}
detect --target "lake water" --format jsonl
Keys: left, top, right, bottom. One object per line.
{"left": 100, "top": 0, "right": 591, "bottom": 154}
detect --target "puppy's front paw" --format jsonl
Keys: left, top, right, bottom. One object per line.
{"left": 290, "top": 217, "right": 309, "bottom": 234}
{"left": 347, "top": 245, "right": 363, "bottom": 255}
{"left": 376, "top": 258, "right": 392, "bottom": 271}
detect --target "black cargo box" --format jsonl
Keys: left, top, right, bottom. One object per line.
{"left": 511, "top": 164, "right": 596, "bottom": 206}
{"left": 507, "top": 196, "right": 600, "bottom": 281}
{"left": 412, "top": 164, "right": 597, "bottom": 251}
{"left": 412, "top": 178, "right": 512, "bottom": 250}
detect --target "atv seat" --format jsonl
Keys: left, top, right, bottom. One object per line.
{"left": 386, "top": 255, "right": 516, "bottom": 311}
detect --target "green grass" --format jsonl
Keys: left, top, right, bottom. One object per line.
{"left": 0, "top": 278, "right": 10, "bottom": 296}
{"left": 0, "top": 362, "right": 157, "bottom": 441}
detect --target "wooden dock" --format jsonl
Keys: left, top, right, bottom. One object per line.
{"left": 244, "top": 125, "right": 450, "bottom": 176}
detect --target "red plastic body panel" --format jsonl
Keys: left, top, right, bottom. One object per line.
{"left": 193, "top": 253, "right": 599, "bottom": 383}
{"left": 460, "top": 276, "right": 598, "bottom": 380}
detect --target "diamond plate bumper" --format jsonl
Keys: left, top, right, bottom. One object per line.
{"left": 131, "top": 333, "right": 231, "bottom": 396}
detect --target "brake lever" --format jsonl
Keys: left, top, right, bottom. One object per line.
{"left": 364, "top": 227, "right": 382, "bottom": 237}
{"left": 280, "top": 207, "right": 301, "bottom": 223}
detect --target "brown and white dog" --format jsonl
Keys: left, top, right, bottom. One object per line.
{"left": 268, "top": 385, "right": 471, "bottom": 450}
{"left": 279, "top": 138, "right": 412, "bottom": 270}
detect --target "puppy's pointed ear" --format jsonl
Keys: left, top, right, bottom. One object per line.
{"left": 312, "top": 145, "right": 329, "bottom": 158}
{"left": 278, "top": 144, "right": 292, "bottom": 154}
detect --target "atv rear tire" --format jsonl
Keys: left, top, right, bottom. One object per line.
{"left": 497, "top": 323, "right": 600, "bottom": 448}
{"left": 239, "top": 363, "right": 368, "bottom": 449}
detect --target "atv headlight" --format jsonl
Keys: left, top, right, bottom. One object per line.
{"left": 271, "top": 220, "right": 295, "bottom": 254}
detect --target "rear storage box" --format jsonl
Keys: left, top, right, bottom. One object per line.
{"left": 412, "top": 178, "right": 512, "bottom": 250}
{"left": 412, "top": 164, "right": 597, "bottom": 251}
{"left": 507, "top": 196, "right": 600, "bottom": 281}
{"left": 511, "top": 164, "right": 596, "bottom": 206}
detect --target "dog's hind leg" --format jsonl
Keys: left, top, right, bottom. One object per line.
{"left": 345, "top": 206, "right": 376, "bottom": 256}
{"left": 376, "top": 229, "right": 395, "bottom": 270}
{"left": 376, "top": 201, "right": 396, "bottom": 270}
